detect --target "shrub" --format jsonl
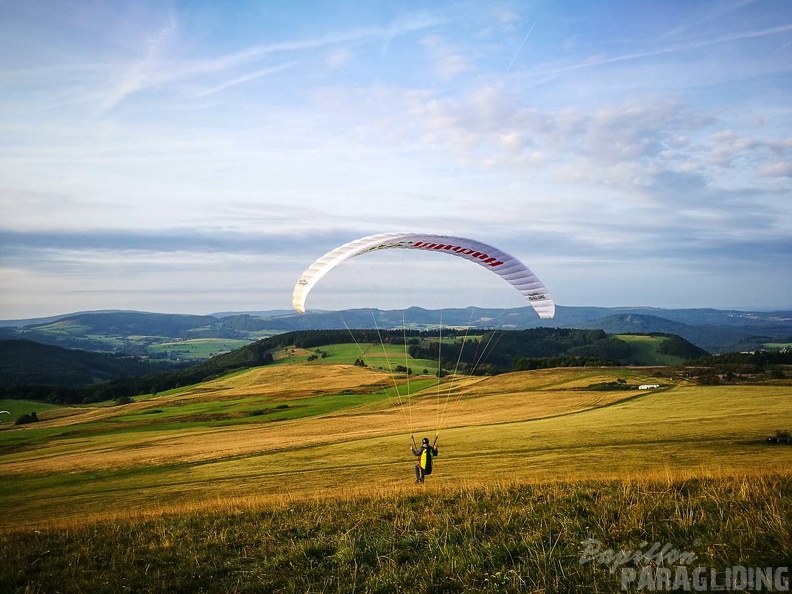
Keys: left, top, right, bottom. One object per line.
{"left": 14, "top": 411, "right": 38, "bottom": 425}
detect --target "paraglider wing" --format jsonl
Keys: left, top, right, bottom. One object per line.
{"left": 0, "top": 411, "right": 10, "bottom": 414}
{"left": 292, "top": 232, "right": 555, "bottom": 318}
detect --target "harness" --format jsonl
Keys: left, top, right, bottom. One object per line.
{"left": 420, "top": 445, "right": 434, "bottom": 475}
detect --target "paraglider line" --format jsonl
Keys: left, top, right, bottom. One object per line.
{"left": 371, "top": 309, "right": 413, "bottom": 435}
{"left": 435, "top": 310, "right": 443, "bottom": 436}
{"left": 437, "top": 308, "right": 476, "bottom": 434}
{"left": 338, "top": 312, "right": 412, "bottom": 432}
{"left": 402, "top": 313, "right": 413, "bottom": 436}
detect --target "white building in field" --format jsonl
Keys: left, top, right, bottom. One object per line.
{"left": 638, "top": 384, "right": 660, "bottom": 390}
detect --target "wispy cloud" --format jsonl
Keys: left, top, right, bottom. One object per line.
{"left": 191, "top": 62, "right": 300, "bottom": 98}
{"left": 529, "top": 23, "right": 792, "bottom": 77}
{"left": 100, "top": 11, "right": 446, "bottom": 110}
{"left": 100, "top": 16, "right": 179, "bottom": 111}
{"left": 421, "top": 35, "right": 472, "bottom": 81}
{"left": 652, "top": 0, "right": 759, "bottom": 43}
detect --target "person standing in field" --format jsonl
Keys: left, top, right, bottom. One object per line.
{"left": 411, "top": 437, "right": 438, "bottom": 483}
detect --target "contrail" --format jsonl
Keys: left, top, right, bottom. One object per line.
{"left": 772, "top": 39, "right": 792, "bottom": 53}
{"left": 532, "top": 22, "right": 792, "bottom": 77}
{"left": 507, "top": 21, "right": 536, "bottom": 71}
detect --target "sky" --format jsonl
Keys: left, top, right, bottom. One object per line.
{"left": 1, "top": 0, "right": 790, "bottom": 319}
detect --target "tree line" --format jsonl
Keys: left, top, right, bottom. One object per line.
{"left": 3, "top": 329, "right": 779, "bottom": 406}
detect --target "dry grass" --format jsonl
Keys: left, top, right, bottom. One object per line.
{"left": 1, "top": 364, "right": 790, "bottom": 529}
{"left": 0, "top": 367, "right": 644, "bottom": 476}
{"left": 2, "top": 474, "right": 790, "bottom": 593}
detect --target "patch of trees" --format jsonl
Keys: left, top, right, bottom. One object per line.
{"left": 671, "top": 350, "right": 791, "bottom": 385}
{"left": 766, "top": 430, "right": 791, "bottom": 445}
{"left": 264, "top": 329, "right": 423, "bottom": 350}
{"left": 218, "top": 314, "right": 273, "bottom": 333}
{"left": 585, "top": 378, "right": 633, "bottom": 391}
{"left": 0, "top": 329, "right": 121, "bottom": 352}
{"left": 0, "top": 339, "right": 186, "bottom": 388}
{"left": 0, "top": 384, "right": 84, "bottom": 404}
{"left": 495, "top": 329, "right": 616, "bottom": 358}
{"left": 512, "top": 356, "right": 620, "bottom": 372}
{"left": 0, "top": 338, "right": 276, "bottom": 405}
{"left": 14, "top": 411, "right": 39, "bottom": 425}
{"left": 688, "top": 351, "right": 791, "bottom": 383}
{"left": 690, "top": 351, "right": 792, "bottom": 368}
{"left": 407, "top": 341, "right": 469, "bottom": 369}
{"left": 83, "top": 340, "right": 276, "bottom": 403}
{"left": 306, "top": 350, "right": 328, "bottom": 361}
{"left": 565, "top": 337, "right": 634, "bottom": 361}
{"left": 409, "top": 328, "right": 629, "bottom": 372}
{"left": 655, "top": 334, "right": 710, "bottom": 359}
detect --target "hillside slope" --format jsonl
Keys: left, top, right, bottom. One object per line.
{"left": 0, "top": 362, "right": 790, "bottom": 529}
{"left": 0, "top": 328, "right": 710, "bottom": 400}
{"left": 0, "top": 340, "right": 183, "bottom": 387}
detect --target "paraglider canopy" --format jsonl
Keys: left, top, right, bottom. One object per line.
{"left": 292, "top": 232, "right": 554, "bottom": 318}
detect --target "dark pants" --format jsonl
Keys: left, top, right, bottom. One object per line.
{"left": 415, "top": 464, "right": 425, "bottom": 482}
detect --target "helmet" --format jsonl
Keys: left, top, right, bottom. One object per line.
{"left": 422, "top": 437, "right": 430, "bottom": 445}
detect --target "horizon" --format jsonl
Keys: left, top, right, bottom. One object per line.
{"left": 2, "top": 1, "right": 790, "bottom": 318}
{"left": 2, "top": 302, "right": 791, "bottom": 325}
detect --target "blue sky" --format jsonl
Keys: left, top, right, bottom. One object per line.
{"left": 1, "top": 0, "right": 790, "bottom": 318}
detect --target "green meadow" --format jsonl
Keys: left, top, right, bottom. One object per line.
{"left": 765, "top": 342, "right": 792, "bottom": 350}
{"left": 0, "top": 350, "right": 790, "bottom": 592}
{"left": 614, "top": 334, "right": 687, "bottom": 365}
{"left": 0, "top": 399, "right": 62, "bottom": 417}
{"left": 274, "top": 341, "right": 443, "bottom": 374}
{"left": 147, "top": 338, "right": 254, "bottom": 360}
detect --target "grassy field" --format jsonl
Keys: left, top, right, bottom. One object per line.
{"left": 614, "top": 335, "right": 686, "bottom": 366}
{"left": 765, "top": 342, "right": 792, "bottom": 350}
{"left": 147, "top": 338, "right": 254, "bottom": 360}
{"left": 1, "top": 364, "right": 790, "bottom": 522}
{"left": 1, "top": 475, "right": 789, "bottom": 593}
{"left": 0, "top": 399, "right": 65, "bottom": 424}
{"left": 270, "top": 341, "right": 444, "bottom": 375}
{"left": 0, "top": 361, "right": 790, "bottom": 591}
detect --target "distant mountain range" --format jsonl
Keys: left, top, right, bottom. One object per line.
{"left": 0, "top": 306, "right": 790, "bottom": 356}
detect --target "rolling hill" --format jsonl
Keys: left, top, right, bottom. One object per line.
{"left": 1, "top": 306, "right": 789, "bottom": 358}
{"left": 0, "top": 328, "right": 711, "bottom": 399}
{"left": 0, "top": 359, "right": 789, "bottom": 529}
{"left": 0, "top": 347, "right": 789, "bottom": 592}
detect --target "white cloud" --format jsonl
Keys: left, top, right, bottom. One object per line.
{"left": 759, "top": 161, "right": 792, "bottom": 177}
{"left": 421, "top": 35, "right": 473, "bottom": 81}
{"left": 191, "top": 62, "right": 300, "bottom": 98}
{"left": 326, "top": 48, "right": 353, "bottom": 69}
{"left": 408, "top": 89, "right": 713, "bottom": 180}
